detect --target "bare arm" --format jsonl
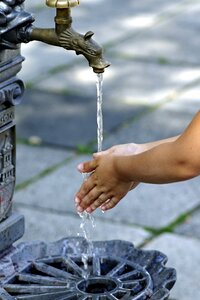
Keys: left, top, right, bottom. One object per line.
{"left": 140, "top": 135, "right": 179, "bottom": 152}
{"left": 115, "top": 112, "right": 200, "bottom": 184}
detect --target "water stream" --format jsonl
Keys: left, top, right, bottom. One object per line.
{"left": 78, "top": 211, "right": 95, "bottom": 279}
{"left": 96, "top": 73, "right": 104, "bottom": 152}
{"left": 78, "top": 73, "right": 104, "bottom": 278}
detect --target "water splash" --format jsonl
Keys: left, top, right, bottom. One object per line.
{"left": 78, "top": 211, "right": 95, "bottom": 279}
{"left": 62, "top": 240, "right": 68, "bottom": 257}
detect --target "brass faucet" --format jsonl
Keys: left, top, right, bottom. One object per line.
{"left": 23, "top": 0, "right": 110, "bottom": 73}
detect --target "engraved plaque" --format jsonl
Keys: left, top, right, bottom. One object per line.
{"left": 0, "top": 107, "right": 14, "bottom": 127}
{"left": 0, "top": 125, "right": 15, "bottom": 222}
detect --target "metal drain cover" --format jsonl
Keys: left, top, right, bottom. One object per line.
{"left": 0, "top": 237, "right": 176, "bottom": 300}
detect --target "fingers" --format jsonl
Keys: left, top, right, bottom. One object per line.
{"left": 101, "top": 197, "right": 121, "bottom": 211}
{"left": 93, "top": 150, "right": 108, "bottom": 158}
{"left": 76, "top": 186, "right": 103, "bottom": 212}
{"left": 77, "top": 159, "right": 97, "bottom": 173}
{"left": 86, "top": 193, "right": 111, "bottom": 213}
{"left": 75, "top": 176, "right": 96, "bottom": 205}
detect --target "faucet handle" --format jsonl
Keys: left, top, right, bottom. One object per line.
{"left": 46, "top": 0, "right": 80, "bottom": 8}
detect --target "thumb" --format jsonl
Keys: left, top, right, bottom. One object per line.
{"left": 77, "top": 159, "right": 97, "bottom": 173}
{"left": 93, "top": 150, "right": 107, "bottom": 158}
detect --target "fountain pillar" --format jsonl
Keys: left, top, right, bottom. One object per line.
{"left": 0, "top": 0, "right": 34, "bottom": 253}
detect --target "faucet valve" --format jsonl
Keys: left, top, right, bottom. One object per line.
{"left": 46, "top": 0, "right": 80, "bottom": 8}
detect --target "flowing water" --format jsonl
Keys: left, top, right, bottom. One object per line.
{"left": 78, "top": 73, "right": 104, "bottom": 278}
{"left": 96, "top": 73, "right": 104, "bottom": 152}
{"left": 78, "top": 211, "right": 96, "bottom": 279}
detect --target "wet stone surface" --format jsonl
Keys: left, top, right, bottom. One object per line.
{"left": 145, "top": 234, "right": 200, "bottom": 300}
{"left": 0, "top": 237, "right": 176, "bottom": 300}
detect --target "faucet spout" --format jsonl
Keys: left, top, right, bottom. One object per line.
{"left": 59, "top": 28, "right": 110, "bottom": 73}
{"left": 0, "top": 0, "right": 110, "bottom": 73}
{"left": 21, "top": 6, "right": 110, "bottom": 73}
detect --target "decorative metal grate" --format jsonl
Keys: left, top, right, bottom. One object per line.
{"left": 2, "top": 256, "right": 153, "bottom": 299}
{"left": 0, "top": 238, "right": 176, "bottom": 300}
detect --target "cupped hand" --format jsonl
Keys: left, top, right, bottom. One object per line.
{"left": 75, "top": 153, "right": 133, "bottom": 213}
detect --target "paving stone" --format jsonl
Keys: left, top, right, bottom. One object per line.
{"left": 34, "top": 57, "right": 200, "bottom": 105}
{"left": 103, "top": 85, "right": 200, "bottom": 147}
{"left": 109, "top": 1, "right": 200, "bottom": 65}
{"left": 24, "top": 0, "right": 188, "bottom": 37}
{"left": 24, "top": 0, "right": 43, "bottom": 11}
{"left": 15, "top": 88, "right": 147, "bottom": 148}
{"left": 14, "top": 155, "right": 91, "bottom": 213}
{"left": 20, "top": 42, "right": 75, "bottom": 83}
{"left": 20, "top": 2, "right": 76, "bottom": 83}
{"left": 174, "top": 208, "right": 200, "bottom": 240}
{"left": 13, "top": 206, "right": 150, "bottom": 246}
{"left": 144, "top": 233, "right": 200, "bottom": 300}
{"left": 16, "top": 144, "right": 73, "bottom": 185}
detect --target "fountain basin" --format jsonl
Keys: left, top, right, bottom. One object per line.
{"left": 0, "top": 237, "right": 176, "bottom": 300}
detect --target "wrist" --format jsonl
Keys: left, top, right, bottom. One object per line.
{"left": 113, "top": 155, "right": 134, "bottom": 182}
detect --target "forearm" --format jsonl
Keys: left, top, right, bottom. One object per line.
{"left": 140, "top": 135, "right": 180, "bottom": 152}
{"left": 115, "top": 139, "right": 199, "bottom": 184}
{"left": 121, "top": 111, "right": 200, "bottom": 184}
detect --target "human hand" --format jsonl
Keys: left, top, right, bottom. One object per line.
{"left": 75, "top": 153, "right": 133, "bottom": 213}
{"left": 98, "top": 143, "right": 141, "bottom": 190}
{"left": 100, "top": 143, "right": 140, "bottom": 156}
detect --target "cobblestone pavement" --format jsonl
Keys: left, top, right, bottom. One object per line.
{"left": 12, "top": 0, "right": 200, "bottom": 299}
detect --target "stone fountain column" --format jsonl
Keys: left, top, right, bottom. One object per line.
{"left": 0, "top": 0, "right": 34, "bottom": 254}
{"left": 0, "top": 38, "right": 25, "bottom": 254}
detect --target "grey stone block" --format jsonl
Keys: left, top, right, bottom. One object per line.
{"left": 144, "top": 233, "right": 200, "bottom": 300}
{"left": 16, "top": 88, "right": 147, "bottom": 148}
{"left": 24, "top": 0, "right": 43, "bottom": 11}
{"left": 20, "top": 42, "right": 75, "bottom": 83}
{"left": 14, "top": 155, "right": 91, "bottom": 213}
{"left": 34, "top": 58, "right": 200, "bottom": 105}
{"left": 14, "top": 205, "right": 150, "bottom": 246}
{"left": 16, "top": 144, "right": 73, "bottom": 185}
{"left": 104, "top": 86, "right": 200, "bottom": 147}
{"left": 0, "top": 213, "right": 24, "bottom": 252}
{"left": 174, "top": 208, "right": 200, "bottom": 240}
{"left": 110, "top": 1, "right": 200, "bottom": 65}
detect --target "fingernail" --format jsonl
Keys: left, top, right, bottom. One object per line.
{"left": 77, "top": 206, "right": 84, "bottom": 213}
{"left": 77, "top": 163, "right": 84, "bottom": 172}
{"left": 86, "top": 207, "right": 93, "bottom": 213}
{"left": 75, "top": 197, "right": 80, "bottom": 204}
{"left": 101, "top": 206, "right": 106, "bottom": 212}
{"left": 93, "top": 152, "right": 100, "bottom": 157}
